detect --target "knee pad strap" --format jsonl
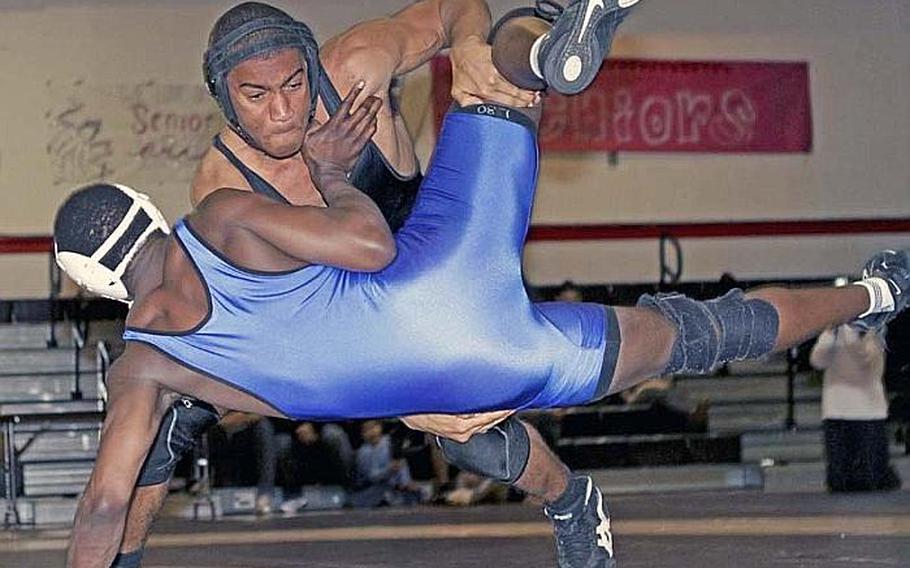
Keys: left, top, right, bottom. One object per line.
{"left": 436, "top": 416, "right": 530, "bottom": 484}
{"left": 637, "top": 289, "right": 779, "bottom": 374}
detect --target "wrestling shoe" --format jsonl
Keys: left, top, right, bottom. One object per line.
{"left": 851, "top": 249, "right": 910, "bottom": 332}
{"left": 536, "top": 0, "right": 641, "bottom": 95}
{"left": 544, "top": 475, "right": 616, "bottom": 568}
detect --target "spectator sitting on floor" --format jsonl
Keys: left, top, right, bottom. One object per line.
{"left": 442, "top": 471, "right": 509, "bottom": 506}
{"left": 351, "top": 420, "right": 422, "bottom": 508}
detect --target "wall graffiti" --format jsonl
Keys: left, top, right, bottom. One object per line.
{"left": 45, "top": 80, "right": 115, "bottom": 185}
{"left": 126, "top": 80, "right": 221, "bottom": 173}
{"left": 45, "top": 79, "right": 222, "bottom": 189}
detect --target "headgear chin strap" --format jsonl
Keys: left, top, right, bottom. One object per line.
{"left": 55, "top": 184, "right": 170, "bottom": 304}
{"left": 203, "top": 15, "right": 321, "bottom": 152}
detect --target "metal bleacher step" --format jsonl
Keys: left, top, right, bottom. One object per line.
{"left": 558, "top": 403, "right": 693, "bottom": 437}
{"left": 740, "top": 428, "right": 825, "bottom": 463}
{"left": 0, "top": 374, "right": 102, "bottom": 402}
{"left": 7, "top": 496, "right": 81, "bottom": 525}
{"left": 675, "top": 373, "right": 819, "bottom": 405}
{"left": 557, "top": 432, "right": 740, "bottom": 470}
{"left": 0, "top": 347, "right": 96, "bottom": 376}
{"left": 1, "top": 322, "right": 107, "bottom": 523}
{"left": 762, "top": 454, "right": 910, "bottom": 493}
{"left": 0, "top": 322, "right": 68, "bottom": 349}
{"left": 22, "top": 462, "right": 95, "bottom": 497}
{"left": 708, "top": 400, "right": 822, "bottom": 433}
{"left": 723, "top": 356, "right": 790, "bottom": 375}
{"left": 589, "top": 462, "right": 764, "bottom": 495}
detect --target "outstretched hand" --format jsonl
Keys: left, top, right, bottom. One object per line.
{"left": 449, "top": 35, "right": 537, "bottom": 108}
{"left": 401, "top": 410, "right": 515, "bottom": 443}
{"left": 303, "top": 81, "right": 382, "bottom": 181}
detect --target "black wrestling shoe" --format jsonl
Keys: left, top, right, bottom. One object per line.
{"left": 536, "top": 0, "right": 641, "bottom": 95}
{"left": 544, "top": 475, "right": 616, "bottom": 568}
{"left": 851, "top": 249, "right": 910, "bottom": 332}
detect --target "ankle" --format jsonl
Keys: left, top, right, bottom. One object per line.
{"left": 546, "top": 474, "right": 589, "bottom": 512}
{"left": 854, "top": 277, "right": 895, "bottom": 317}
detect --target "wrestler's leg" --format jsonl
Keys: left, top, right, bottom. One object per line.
{"left": 514, "top": 421, "right": 570, "bottom": 502}
{"left": 112, "top": 485, "right": 167, "bottom": 567}
{"left": 607, "top": 280, "right": 899, "bottom": 395}
{"left": 113, "top": 398, "right": 219, "bottom": 567}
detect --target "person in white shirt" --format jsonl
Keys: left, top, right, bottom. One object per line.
{"left": 810, "top": 324, "right": 901, "bottom": 492}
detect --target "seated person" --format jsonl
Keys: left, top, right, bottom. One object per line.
{"left": 351, "top": 420, "right": 422, "bottom": 508}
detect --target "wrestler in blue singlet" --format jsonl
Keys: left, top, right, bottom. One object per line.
{"left": 124, "top": 107, "right": 620, "bottom": 420}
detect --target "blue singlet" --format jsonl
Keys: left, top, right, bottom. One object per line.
{"left": 124, "top": 110, "right": 615, "bottom": 420}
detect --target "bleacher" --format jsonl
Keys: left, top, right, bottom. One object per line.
{"left": 0, "top": 320, "right": 106, "bottom": 526}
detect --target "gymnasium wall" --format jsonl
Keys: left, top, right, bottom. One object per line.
{"left": 0, "top": 0, "right": 907, "bottom": 297}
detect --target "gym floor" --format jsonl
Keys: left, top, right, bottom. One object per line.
{"left": 3, "top": 490, "right": 910, "bottom": 567}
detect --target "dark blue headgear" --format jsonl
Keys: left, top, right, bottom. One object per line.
{"left": 203, "top": 4, "right": 320, "bottom": 150}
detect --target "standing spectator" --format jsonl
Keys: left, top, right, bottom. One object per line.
{"left": 810, "top": 324, "right": 901, "bottom": 492}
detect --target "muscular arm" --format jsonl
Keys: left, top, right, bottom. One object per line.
{"left": 233, "top": 84, "right": 395, "bottom": 272}
{"left": 322, "top": 0, "right": 535, "bottom": 108}
{"left": 67, "top": 352, "right": 169, "bottom": 568}
{"left": 239, "top": 176, "right": 394, "bottom": 271}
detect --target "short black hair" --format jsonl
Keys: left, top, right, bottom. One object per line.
{"left": 54, "top": 184, "right": 132, "bottom": 258}
{"left": 54, "top": 184, "right": 157, "bottom": 271}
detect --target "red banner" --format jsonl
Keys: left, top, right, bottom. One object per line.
{"left": 431, "top": 57, "right": 812, "bottom": 153}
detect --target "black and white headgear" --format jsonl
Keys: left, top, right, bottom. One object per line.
{"left": 203, "top": 2, "right": 321, "bottom": 150}
{"left": 54, "top": 183, "right": 170, "bottom": 303}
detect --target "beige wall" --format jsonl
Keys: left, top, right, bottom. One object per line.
{"left": 1, "top": 1, "right": 908, "bottom": 297}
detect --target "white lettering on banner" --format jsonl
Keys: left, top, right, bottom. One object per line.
{"left": 639, "top": 96, "right": 673, "bottom": 146}
{"left": 611, "top": 89, "right": 635, "bottom": 144}
{"left": 675, "top": 90, "right": 713, "bottom": 145}
{"left": 710, "top": 89, "right": 756, "bottom": 146}
{"left": 539, "top": 87, "right": 758, "bottom": 149}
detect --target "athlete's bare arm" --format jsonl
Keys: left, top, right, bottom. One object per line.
{"left": 322, "top": 0, "right": 535, "bottom": 109}
{"left": 199, "top": 84, "right": 394, "bottom": 273}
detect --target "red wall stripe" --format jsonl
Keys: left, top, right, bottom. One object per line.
{"left": 2, "top": 218, "right": 909, "bottom": 254}
{"left": 0, "top": 236, "right": 53, "bottom": 254}
{"left": 527, "top": 218, "right": 910, "bottom": 241}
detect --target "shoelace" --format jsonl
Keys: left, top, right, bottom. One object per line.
{"left": 552, "top": 511, "right": 602, "bottom": 563}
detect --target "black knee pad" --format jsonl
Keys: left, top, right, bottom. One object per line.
{"left": 435, "top": 415, "right": 530, "bottom": 484}
{"left": 137, "top": 397, "right": 219, "bottom": 487}
{"left": 637, "top": 288, "right": 779, "bottom": 374}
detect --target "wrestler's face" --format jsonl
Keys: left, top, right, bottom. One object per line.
{"left": 227, "top": 48, "right": 311, "bottom": 159}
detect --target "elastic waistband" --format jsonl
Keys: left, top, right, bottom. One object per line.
{"left": 452, "top": 103, "right": 538, "bottom": 134}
